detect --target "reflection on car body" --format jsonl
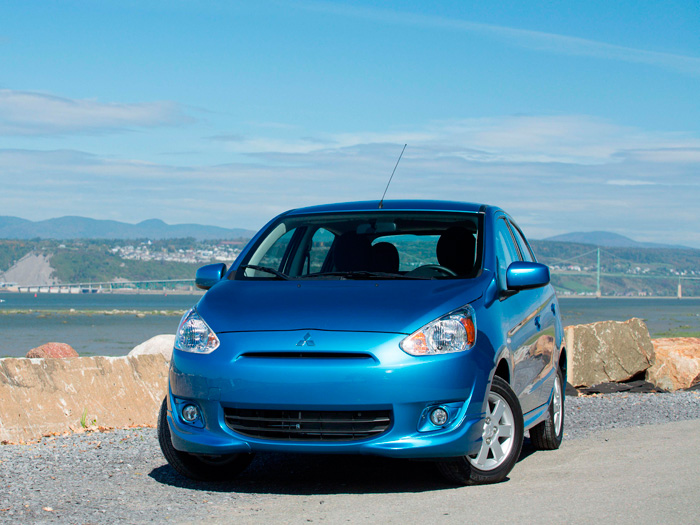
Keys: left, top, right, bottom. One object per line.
{"left": 158, "top": 200, "right": 567, "bottom": 485}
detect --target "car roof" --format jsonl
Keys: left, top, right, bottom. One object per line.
{"left": 285, "top": 200, "right": 492, "bottom": 216}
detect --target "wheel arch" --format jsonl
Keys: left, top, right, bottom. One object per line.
{"left": 558, "top": 346, "right": 568, "bottom": 383}
{"left": 494, "top": 356, "right": 511, "bottom": 384}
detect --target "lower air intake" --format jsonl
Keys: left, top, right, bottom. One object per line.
{"left": 223, "top": 408, "right": 392, "bottom": 441}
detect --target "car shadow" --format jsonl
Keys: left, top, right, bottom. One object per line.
{"left": 518, "top": 437, "right": 538, "bottom": 463}
{"left": 149, "top": 453, "right": 453, "bottom": 494}
{"left": 148, "top": 445, "right": 539, "bottom": 494}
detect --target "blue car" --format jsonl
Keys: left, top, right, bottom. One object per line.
{"left": 158, "top": 200, "right": 566, "bottom": 485}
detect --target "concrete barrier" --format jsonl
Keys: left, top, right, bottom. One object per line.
{"left": 0, "top": 355, "right": 168, "bottom": 443}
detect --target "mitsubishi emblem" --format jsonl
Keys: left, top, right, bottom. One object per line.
{"left": 296, "top": 333, "right": 315, "bottom": 347}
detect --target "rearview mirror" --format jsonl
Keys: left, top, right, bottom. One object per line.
{"left": 356, "top": 222, "right": 397, "bottom": 235}
{"left": 506, "top": 261, "right": 550, "bottom": 291}
{"left": 195, "top": 263, "right": 227, "bottom": 290}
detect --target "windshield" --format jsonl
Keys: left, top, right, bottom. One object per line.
{"left": 234, "top": 211, "right": 482, "bottom": 280}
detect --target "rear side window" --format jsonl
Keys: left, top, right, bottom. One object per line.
{"left": 307, "top": 228, "right": 335, "bottom": 273}
{"left": 509, "top": 223, "right": 535, "bottom": 262}
{"left": 495, "top": 218, "right": 519, "bottom": 286}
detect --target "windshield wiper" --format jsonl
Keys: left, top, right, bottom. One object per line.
{"left": 302, "top": 271, "right": 431, "bottom": 280}
{"left": 240, "top": 264, "right": 291, "bottom": 280}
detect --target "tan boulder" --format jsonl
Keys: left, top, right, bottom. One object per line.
{"left": 128, "top": 334, "right": 175, "bottom": 362}
{"left": 647, "top": 338, "right": 700, "bottom": 391}
{"left": 26, "top": 342, "right": 79, "bottom": 359}
{"left": 0, "top": 354, "right": 168, "bottom": 443}
{"left": 564, "top": 318, "right": 655, "bottom": 388}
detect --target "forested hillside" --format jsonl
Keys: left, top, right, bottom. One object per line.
{"left": 2, "top": 237, "right": 699, "bottom": 295}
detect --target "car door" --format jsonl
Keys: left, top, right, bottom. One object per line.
{"left": 509, "top": 221, "right": 558, "bottom": 406}
{"left": 494, "top": 216, "right": 552, "bottom": 415}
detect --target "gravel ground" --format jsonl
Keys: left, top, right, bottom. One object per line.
{"left": 0, "top": 391, "right": 698, "bottom": 524}
{"left": 563, "top": 390, "right": 700, "bottom": 439}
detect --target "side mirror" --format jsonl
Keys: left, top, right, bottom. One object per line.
{"left": 506, "top": 261, "right": 550, "bottom": 291}
{"left": 195, "top": 263, "right": 227, "bottom": 290}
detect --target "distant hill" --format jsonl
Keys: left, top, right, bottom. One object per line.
{"left": 0, "top": 216, "right": 256, "bottom": 241}
{"left": 544, "top": 231, "right": 691, "bottom": 250}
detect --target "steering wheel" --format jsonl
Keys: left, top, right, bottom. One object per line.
{"left": 406, "top": 264, "right": 458, "bottom": 278}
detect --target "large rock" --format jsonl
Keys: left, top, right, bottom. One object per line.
{"left": 0, "top": 355, "right": 168, "bottom": 443}
{"left": 564, "top": 318, "right": 655, "bottom": 388}
{"left": 647, "top": 338, "right": 700, "bottom": 391}
{"left": 26, "top": 342, "right": 79, "bottom": 359}
{"left": 128, "top": 334, "right": 175, "bottom": 362}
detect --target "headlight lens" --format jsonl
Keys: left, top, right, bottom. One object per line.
{"left": 400, "top": 305, "right": 476, "bottom": 356}
{"left": 174, "top": 307, "right": 220, "bottom": 354}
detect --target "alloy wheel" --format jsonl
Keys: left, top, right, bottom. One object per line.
{"left": 468, "top": 391, "right": 516, "bottom": 471}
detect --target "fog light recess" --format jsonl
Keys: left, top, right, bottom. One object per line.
{"left": 182, "top": 404, "right": 200, "bottom": 423}
{"left": 430, "top": 407, "right": 449, "bottom": 426}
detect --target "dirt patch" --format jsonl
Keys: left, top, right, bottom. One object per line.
{"left": 0, "top": 253, "right": 56, "bottom": 286}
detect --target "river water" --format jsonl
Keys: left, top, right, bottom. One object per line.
{"left": 0, "top": 293, "right": 199, "bottom": 358}
{"left": 1, "top": 292, "right": 699, "bottom": 358}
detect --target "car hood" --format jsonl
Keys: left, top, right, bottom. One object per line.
{"left": 196, "top": 276, "right": 488, "bottom": 335}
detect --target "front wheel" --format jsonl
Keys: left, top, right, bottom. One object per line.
{"left": 437, "top": 376, "right": 524, "bottom": 485}
{"left": 530, "top": 367, "right": 565, "bottom": 450}
{"left": 157, "top": 398, "right": 255, "bottom": 482}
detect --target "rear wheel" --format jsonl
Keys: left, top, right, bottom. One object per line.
{"left": 437, "top": 376, "right": 524, "bottom": 485}
{"left": 157, "top": 398, "right": 254, "bottom": 481}
{"left": 530, "top": 367, "right": 565, "bottom": 450}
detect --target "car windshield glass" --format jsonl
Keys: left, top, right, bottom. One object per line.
{"left": 234, "top": 211, "right": 482, "bottom": 280}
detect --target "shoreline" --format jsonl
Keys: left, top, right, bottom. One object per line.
{"left": 2, "top": 297, "right": 699, "bottom": 358}
{"left": 2, "top": 290, "right": 699, "bottom": 299}
{"left": 0, "top": 289, "right": 203, "bottom": 296}
{"left": 0, "top": 308, "right": 184, "bottom": 316}
{"left": 557, "top": 295, "right": 700, "bottom": 300}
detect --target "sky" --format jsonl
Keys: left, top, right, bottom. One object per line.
{"left": 1, "top": 1, "right": 699, "bottom": 246}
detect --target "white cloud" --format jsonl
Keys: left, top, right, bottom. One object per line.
{"left": 228, "top": 115, "right": 700, "bottom": 170}
{"left": 606, "top": 180, "right": 657, "bottom": 186}
{"left": 1, "top": 114, "right": 699, "bottom": 246}
{"left": 0, "top": 90, "right": 194, "bottom": 136}
{"left": 295, "top": 1, "right": 700, "bottom": 77}
{"left": 622, "top": 148, "right": 700, "bottom": 164}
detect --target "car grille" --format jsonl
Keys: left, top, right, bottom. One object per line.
{"left": 223, "top": 408, "right": 392, "bottom": 441}
{"left": 240, "top": 352, "right": 373, "bottom": 359}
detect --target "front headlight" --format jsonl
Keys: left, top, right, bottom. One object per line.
{"left": 400, "top": 305, "right": 477, "bottom": 356}
{"left": 174, "top": 307, "right": 220, "bottom": 354}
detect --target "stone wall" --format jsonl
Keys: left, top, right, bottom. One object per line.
{"left": 0, "top": 355, "right": 168, "bottom": 443}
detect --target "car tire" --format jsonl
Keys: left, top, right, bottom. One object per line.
{"left": 157, "top": 398, "right": 255, "bottom": 482}
{"left": 529, "top": 366, "right": 565, "bottom": 450}
{"left": 437, "top": 376, "right": 524, "bottom": 485}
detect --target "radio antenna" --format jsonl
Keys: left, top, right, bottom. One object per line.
{"left": 378, "top": 143, "right": 407, "bottom": 209}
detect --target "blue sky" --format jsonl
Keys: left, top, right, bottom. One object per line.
{"left": 1, "top": 1, "right": 699, "bottom": 245}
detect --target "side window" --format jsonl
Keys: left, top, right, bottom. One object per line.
{"left": 495, "top": 218, "right": 519, "bottom": 287}
{"left": 509, "top": 222, "right": 535, "bottom": 262}
{"left": 256, "top": 228, "right": 296, "bottom": 272}
{"left": 307, "top": 228, "right": 335, "bottom": 274}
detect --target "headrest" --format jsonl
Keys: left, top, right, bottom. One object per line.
{"left": 334, "top": 232, "right": 372, "bottom": 271}
{"left": 371, "top": 242, "right": 400, "bottom": 273}
{"left": 436, "top": 227, "right": 476, "bottom": 275}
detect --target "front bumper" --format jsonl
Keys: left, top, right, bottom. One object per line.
{"left": 167, "top": 330, "right": 493, "bottom": 459}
